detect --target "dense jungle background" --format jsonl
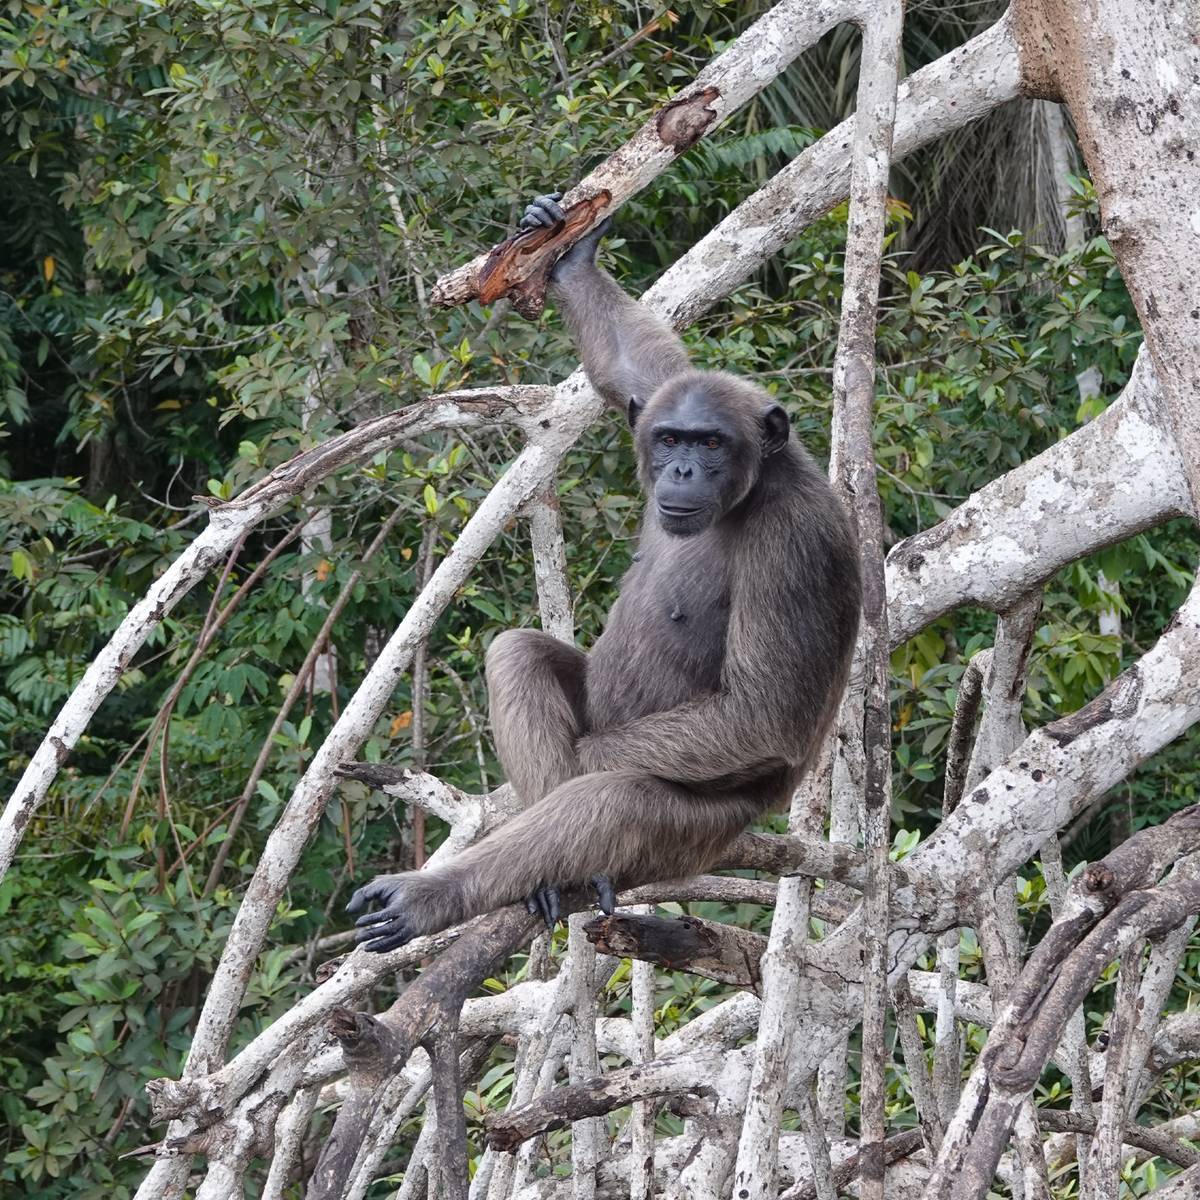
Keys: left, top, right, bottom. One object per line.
{"left": 0, "top": 0, "right": 1195, "bottom": 1195}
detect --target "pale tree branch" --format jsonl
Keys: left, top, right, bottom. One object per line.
{"left": 486, "top": 1051, "right": 725, "bottom": 1152}
{"left": 887, "top": 345, "right": 1189, "bottom": 646}
{"left": 649, "top": 11, "right": 1023, "bottom": 329}
{"left": 823, "top": 7, "right": 903, "bottom": 1198}
{"left": 1083, "top": 938, "right": 1147, "bottom": 1200}
{"left": 627, "top": 903, "right": 657, "bottom": 1200}
{"left": 967, "top": 594, "right": 1051, "bottom": 1198}
{"left": 1012, "top": 0, "right": 1200, "bottom": 512}
{"left": 732, "top": 4, "right": 904, "bottom": 1194}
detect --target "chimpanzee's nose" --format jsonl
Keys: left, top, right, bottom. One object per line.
{"left": 672, "top": 462, "right": 694, "bottom": 480}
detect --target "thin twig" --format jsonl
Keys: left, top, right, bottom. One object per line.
{"left": 1082, "top": 940, "right": 1147, "bottom": 1200}
{"left": 201, "top": 505, "right": 405, "bottom": 895}
{"left": 120, "top": 521, "right": 304, "bottom": 838}
{"left": 629, "top": 903, "right": 657, "bottom": 1200}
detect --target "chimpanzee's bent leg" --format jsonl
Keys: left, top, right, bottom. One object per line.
{"left": 485, "top": 629, "right": 587, "bottom": 807}
{"left": 351, "top": 771, "right": 769, "bottom": 950}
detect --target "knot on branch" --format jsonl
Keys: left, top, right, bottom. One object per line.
{"left": 316, "top": 953, "right": 347, "bottom": 983}
{"left": 1082, "top": 862, "right": 1116, "bottom": 895}
{"left": 334, "top": 762, "right": 412, "bottom": 788}
{"left": 1082, "top": 800, "right": 1200, "bottom": 902}
{"left": 145, "top": 1075, "right": 223, "bottom": 1126}
{"left": 992, "top": 1028, "right": 1030, "bottom": 1078}
{"left": 329, "top": 1005, "right": 392, "bottom": 1067}
{"left": 656, "top": 86, "right": 721, "bottom": 151}
{"left": 164, "top": 1128, "right": 217, "bottom": 1157}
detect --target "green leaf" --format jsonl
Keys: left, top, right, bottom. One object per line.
{"left": 256, "top": 780, "right": 281, "bottom": 806}
{"left": 412, "top": 354, "right": 434, "bottom": 387}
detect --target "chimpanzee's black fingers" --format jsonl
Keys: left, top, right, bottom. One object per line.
{"left": 520, "top": 193, "right": 567, "bottom": 229}
{"left": 547, "top": 885, "right": 561, "bottom": 927}
{"left": 525, "top": 894, "right": 539, "bottom": 915}
{"left": 355, "top": 917, "right": 398, "bottom": 944}
{"left": 537, "top": 193, "right": 566, "bottom": 222}
{"left": 590, "top": 874, "right": 616, "bottom": 916}
{"left": 345, "top": 882, "right": 380, "bottom": 913}
{"left": 534, "top": 886, "right": 555, "bottom": 932}
{"left": 360, "top": 928, "right": 413, "bottom": 954}
{"left": 352, "top": 912, "right": 396, "bottom": 940}
{"left": 354, "top": 905, "right": 400, "bottom": 929}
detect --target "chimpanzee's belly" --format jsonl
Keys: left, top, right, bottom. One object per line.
{"left": 585, "top": 524, "right": 731, "bottom": 733}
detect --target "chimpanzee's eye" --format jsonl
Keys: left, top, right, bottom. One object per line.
{"left": 704, "top": 437, "right": 721, "bottom": 450}
{"left": 662, "top": 435, "right": 678, "bottom": 447}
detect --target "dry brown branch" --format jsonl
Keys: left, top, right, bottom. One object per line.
{"left": 585, "top": 912, "right": 767, "bottom": 989}
{"left": 486, "top": 1051, "right": 724, "bottom": 1152}
{"left": 461, "top": 191, "right": 613, "bottom": 319}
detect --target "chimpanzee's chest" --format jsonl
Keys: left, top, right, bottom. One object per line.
{"left": 585, "top": 525, "right": 733, "bottom": 732}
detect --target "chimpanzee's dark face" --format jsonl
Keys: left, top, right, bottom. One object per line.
{"left": 631, "top": 376, "right": 789, "bottom": 538}
{"left": 647, "top": 404, "right": 738, "bottom": 536}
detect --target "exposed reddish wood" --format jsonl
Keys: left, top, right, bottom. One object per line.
{"left": 474, "top": 191, "right": 612, "bottom": 319}
{"left": 432, "top": 89, "right": 717, "bottom": 320}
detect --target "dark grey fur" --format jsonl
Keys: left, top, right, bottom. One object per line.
{"left": 347, "top": 197, "right": 862, "bottom": 952}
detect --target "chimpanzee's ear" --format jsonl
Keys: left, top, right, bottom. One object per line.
{"left": 762, "top": 403, "right": 790, "bottom": 456}
{"left": 627, "top": 395, "right": 645, "bottom": 429}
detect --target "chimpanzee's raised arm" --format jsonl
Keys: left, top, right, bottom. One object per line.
{"left": 522, "top": 192, "right": 690, "bottom": 415}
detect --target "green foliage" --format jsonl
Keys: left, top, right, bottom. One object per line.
{"left": 0, "top": 1, "right": 1197, "bottom": 1194}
